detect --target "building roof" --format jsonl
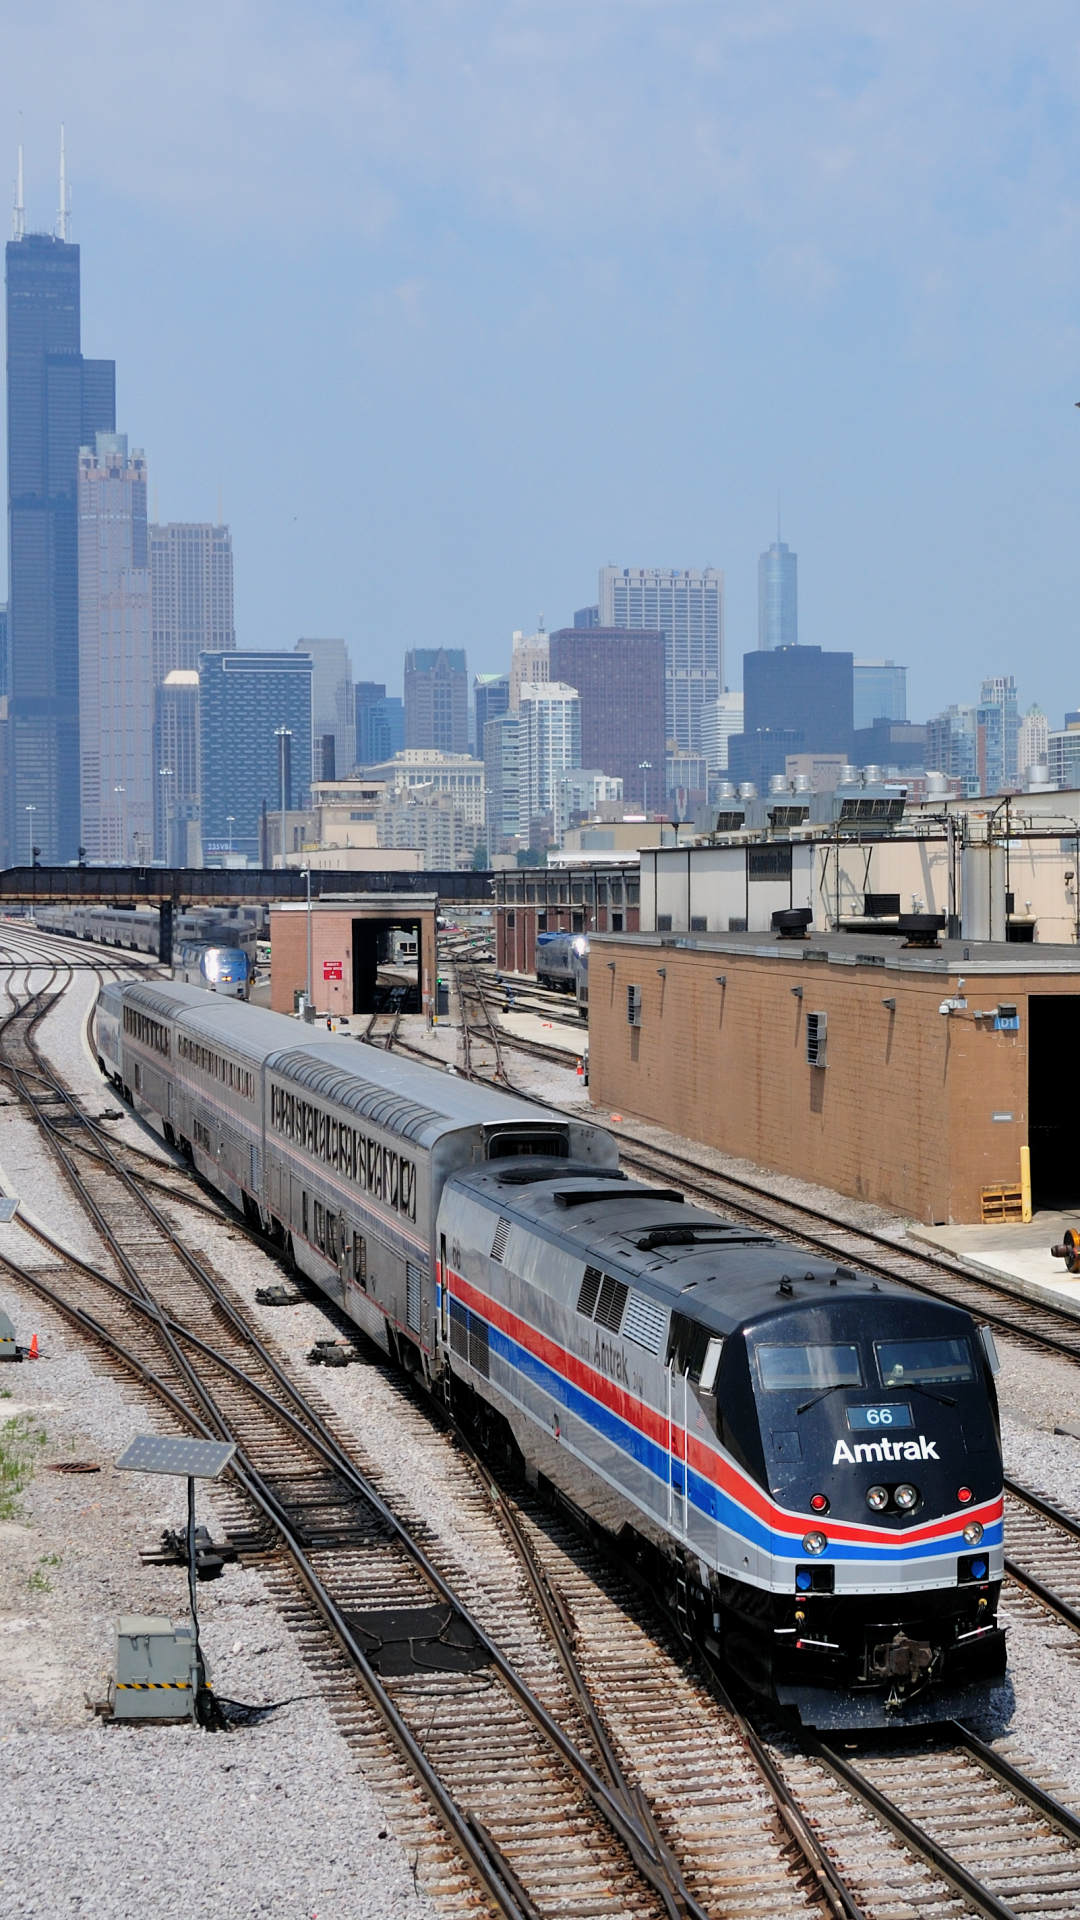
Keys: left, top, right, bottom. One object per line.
{"left": 591, "top": 926, "right": 1080, "bottom": 977}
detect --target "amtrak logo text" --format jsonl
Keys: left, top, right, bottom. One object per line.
{"left": 832, "top": 1435, "right": 939, "bottom": 1465}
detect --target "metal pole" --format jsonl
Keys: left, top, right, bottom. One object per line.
{"left": 306, "top": 864, "right": 312, "bottom": 1012}
{"left": 187, "top": 1474, "right": 204, "bottom": 1721}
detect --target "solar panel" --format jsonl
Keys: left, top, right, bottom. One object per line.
{"left": 115, "top": 1434, "right": 237, "bottom": 1479}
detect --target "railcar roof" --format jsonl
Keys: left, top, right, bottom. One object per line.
{"left": 453, "top": 1166, "right": 939, "bottom": 1335}
{"left": 114, "top": 979, "right": 560, "bottom": 1144}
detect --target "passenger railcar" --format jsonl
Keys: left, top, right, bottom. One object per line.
{"left": 97, "top": 980, "right": 1006, "bottom": 1727}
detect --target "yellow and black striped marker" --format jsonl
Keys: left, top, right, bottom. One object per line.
{"left": 115, "top": 1680, "right": 191, "bottom": 1692}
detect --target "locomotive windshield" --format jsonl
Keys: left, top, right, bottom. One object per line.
{"left": 756, "top": 1343, "right": 863, "bottom": 1391}
{"left": 875, "top": 1337, "right": 975, "bottom": 1386}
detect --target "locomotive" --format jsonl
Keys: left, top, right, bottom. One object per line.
{"left": 97, "top": 978, "right": 1005, "bottom": 1727}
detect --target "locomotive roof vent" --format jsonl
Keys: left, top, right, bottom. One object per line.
{"left": 633, "top": 1222, "right": 769, "bottom": 1251}
{"left": 554, "top": 1186, "right": 681, "bottom": 1209}
{"left": 496, "top": 1163, "right": 625, "bottom": 1187}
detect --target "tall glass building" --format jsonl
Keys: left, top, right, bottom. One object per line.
{"left": 77, "top": 435, "right": 153, "bottom": 863}
{"left": 598, "top": 567, "right": 723, "bottom": 762}
{"left": 853, "top": 659, "right": 906, "bottom": 731}
{"left": 757, "top": 541, "right": 797, "bottom": 651}
{"left": 197, "top": 650, "right": 313, "bottom": 862}
{"left": 149, "top": 521, "right": 234, "bottom": 681}
{"left": 5, "top": 232, "right": 115, "bottom": 862}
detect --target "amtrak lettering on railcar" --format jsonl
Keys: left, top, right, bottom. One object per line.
{"left": 96, "top": 978, "right": 1006, "bottom": 1728}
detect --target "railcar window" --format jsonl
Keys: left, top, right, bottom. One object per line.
{"left": 268, "top": 1084, "right": 417, "bottom": 1221}
{"left": 875, "top": 1338, "right": 974, "bottom": 1386}
{"left": 756, "top": 1344, "right": 863, "bottom": 1391}
{"left": 122, "top": 1007, "right": 170, "bottom": 1057}
{"left": 176, "top": 1033, "right": 253, "bottom": 1099}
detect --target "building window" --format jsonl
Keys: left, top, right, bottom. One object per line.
{"left": 656, "top": 915, "right": 672, "bottom": 932}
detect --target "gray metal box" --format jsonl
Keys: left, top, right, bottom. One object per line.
{"left": 0, "top": 1309, "right": 18, "bottom": 1360}
{"left": 111, "top": 1614, "right": 195, "bottom": 1720}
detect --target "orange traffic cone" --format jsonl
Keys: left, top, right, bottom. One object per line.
{"left": 27, "top": 1334, "right": 39, "bottom": 1359}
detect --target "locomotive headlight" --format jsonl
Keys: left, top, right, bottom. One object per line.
{"left": 963, "top": 1521, "right": 984, "bottom": 1546}
{"left": 866, "top": 1485, "right": 889, "bottom": 1512}
{"left": 801, "top": 1531, "right": 827, "bottom": 1555}
{"left": 894, "top": 1483, "right": 919, "bottom": 1511}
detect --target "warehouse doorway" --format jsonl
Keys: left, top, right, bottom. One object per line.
{"left": 351, "top": 916, "right": 421, "bottom": 1015}
{"left": 1028, "top": 996, "right": 1080, "bottom": 1209}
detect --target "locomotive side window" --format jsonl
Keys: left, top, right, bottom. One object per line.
{"left": 756, "top": 1344, "right": 863, "bottom": 1391}
{"left": 875, "top": 1337, "right": 974, "bottom": 1387}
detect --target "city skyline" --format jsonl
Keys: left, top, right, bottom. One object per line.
{"left": 3, "top": 1, "right": 1080, "bottom": 724}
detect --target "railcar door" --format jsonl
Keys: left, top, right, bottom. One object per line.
{"left": 667, "top": 1361, "right": 689, "bottom": 1534}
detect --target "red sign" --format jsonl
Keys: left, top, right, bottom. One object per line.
{"left": 323, "top": 960, "right": 343, "bottom": 981}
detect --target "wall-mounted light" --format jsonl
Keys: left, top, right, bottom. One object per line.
{"left": 715, "top": 975, "right": 727, "bottom": 987}
{"left": 606, "top": 961, "right": 616, "bottom": 971}
{"left": 657, "top": 967, "right": 667, "bottom": 978}
{"left": 791, "top": 984, "right": 803, "bottom": 999}
{"left": 882, "top": 997, "right": 896, "bottom": 1011}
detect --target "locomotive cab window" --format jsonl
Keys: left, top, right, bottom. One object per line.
{"left": 875, "top": 1338, "right": 974, "bottom": 1387}
{"left": 756, "top": 1344, "right": 863, "bottom": 1391}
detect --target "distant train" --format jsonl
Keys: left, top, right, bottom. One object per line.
{"left": 173, "top": 943, "right": 250, "bottom": 999}
{"left": 32, "top": 903, "right": 262, "bottom": 958}
{"left": 535, "top": 931, "right": 589, "bottom": 1016}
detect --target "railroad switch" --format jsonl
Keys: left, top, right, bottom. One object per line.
{"left": 254, "top": 1284, "right": 303, "bottom": 1306}
{"left": 306, "top": 1338, "right": 363, "bottom": 1367}
{"left": 141, "top": 1523, "right": 238, "bottom": 1581}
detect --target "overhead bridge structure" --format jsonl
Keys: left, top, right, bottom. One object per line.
{"left": 0, "top": 866, "right": 494, "bottom": 965}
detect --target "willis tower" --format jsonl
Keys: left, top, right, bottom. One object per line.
{"left": 5, "top": 137, "right": 115, "bottom": 863}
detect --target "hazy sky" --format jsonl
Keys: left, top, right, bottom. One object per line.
{"left": 3, "top": 2, "right": 1080, "bottom": 723}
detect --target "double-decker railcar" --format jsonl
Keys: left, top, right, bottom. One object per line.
{"left": 97, "top": 980, "right": 1005, "bottom": 1727}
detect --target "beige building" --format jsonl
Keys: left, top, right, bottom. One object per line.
{"left": 78, "top": 435, "right": 154, "bottom": 863}
{"left": 354, "top": 750, "right": 486, "bottom": 824}
{"left": 509, "top": 628, "right": 549, "bottom": 709}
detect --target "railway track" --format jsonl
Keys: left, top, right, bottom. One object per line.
{"left": 11, "top": 937, "right": 1080, "bottom": 1915}
{"left": 0, "top": 953, "right": 845, "bottom": 1920}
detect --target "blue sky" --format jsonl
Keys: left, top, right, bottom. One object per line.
{"left": 3, "top": 1, "right": 1080, "bottom": 723}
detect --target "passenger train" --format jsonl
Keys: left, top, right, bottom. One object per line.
{"left": 96, "top": 978, "right": 1006, "bottom": 1727}
{"left": 534, "top": 931, "right": 589, "bottom": 1015}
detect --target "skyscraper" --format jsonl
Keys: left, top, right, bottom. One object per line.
{"left": 517, "top": 681, "right": 581, "bottom": 843}
{"left": 598, "top": 567, "right": 723, "bottom": 759}
{"left": 473, "top": 672, "right": 510, "bottom": 750}
{"left": 700, "top": 692, "right": 744, "bottom": 774}
{"left": 927, "top": 704, "right": 978, "bottom": 795}
{"left": 154, "top": 669, "right": 199, "bottom": 864}
{"left": 853, "top": 660, "right": 906, "bottom": 730}
{"left": 197, "top": 650, "right": 313, "bottom": 862}
{"left": 727, "top": 646, "right": 853, "bottom": 789}
{"left": 977, "top": 675, "right": 1019, "bottom": 794}
{"left": 1017, "top": 705, "right": 1049, "bottom": 780}
{"left": 297, "top": 637, "right": 355, "bottom": 780}
{"left": 148, "top": 521, "right": 234, "bottom": 682}
{"left": 548, "top": 627, "right": 665, "bottom": 808}
{"left": 77, "top": 435, "right": 153, "bottom": 862}
{"left": 483, "top": 711, "right": 519, "bottom": 853}
{"left": 757, "top": 541, "right": 797, "bottom": 651}
{"left": 5, "top": 223, "right": 115, "bottom": 862}
{"left": 508, "top": 629, "right": 549, "bottom": 709}
{"left": 355, "top": 683, "right": 405, "bottom": 763}
{"left": 404, "top": 648, "right": 468, "bottom": 752}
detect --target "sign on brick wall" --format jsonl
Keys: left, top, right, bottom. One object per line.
{"left": 323, "top": 960, "right": 343, "bottom": 981}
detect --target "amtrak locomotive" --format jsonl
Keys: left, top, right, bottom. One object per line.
{"left": 97, "top": 979, "right": 1005, "bottom": 1727}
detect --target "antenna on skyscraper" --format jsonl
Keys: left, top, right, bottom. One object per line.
{"left": 12, "top": 118, "right": 24, "bottom": 240}
{"left": 57, "top": 124, "right": 70, "bottom": 241}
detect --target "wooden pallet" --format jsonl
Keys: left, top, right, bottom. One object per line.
{"left": 981, "top": 1183, "right": 1024, "bottom": 1223}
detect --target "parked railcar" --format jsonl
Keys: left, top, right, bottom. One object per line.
{"left": 97, "top": 979, "right": 1005, "bottom": 1727}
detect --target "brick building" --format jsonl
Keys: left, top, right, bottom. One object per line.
{"left": 548, "top": 627, "right": 666, "bottom": 810}
{"left": 587, "top": 928, "right": 1080, "bottom": 1225}
{"left": 270, "top": 896, "right": 438, "bottom": 1021}
{"left": 495, "top": 861, "right": 641, "bottom": 974}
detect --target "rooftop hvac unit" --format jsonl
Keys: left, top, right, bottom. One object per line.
{"left": 806, "top": 1011, "right": 827, "bottom": 1067}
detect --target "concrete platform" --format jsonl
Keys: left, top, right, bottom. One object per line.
{"left": 909, "top": 1212, "right": 1080, "bottom": 1325}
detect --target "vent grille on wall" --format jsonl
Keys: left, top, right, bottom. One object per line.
{"left": 595, "top": 1275, "right": 629, "bottom": 1332}
{"left": 406, "top": 1263, "right": 421, "bottom": 1333}
{"left": 490, "top": 1218, "right": 511, "bottom": 1263}
{"left": 806, "top": 1011, "right": 828, "bottom": 1067}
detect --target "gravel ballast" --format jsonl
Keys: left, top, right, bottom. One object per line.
{"left": 7, "top": 940, "right": 1080, "bottom": 1902}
